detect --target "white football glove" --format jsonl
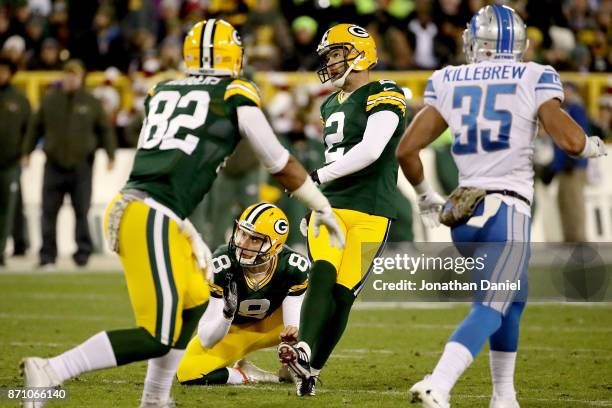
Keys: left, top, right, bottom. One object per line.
{"left": 418, "top": 190, "right": 445, "bottom": 228}
{"left": 181, "top": 219, "right": 213, "bottom": 281}
{"left": 299, "top": 217, "right": 309, "bottom": 237}
{"left": 312, "top": 206, "right": 345, "bottom": 248}
{"left": 578, "top": 136, "right": 607, "bottom": 159}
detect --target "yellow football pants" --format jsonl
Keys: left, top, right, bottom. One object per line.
{"left": 176, "top": 308, "right": 284, "bottom": 382}
{"left": 104, "top": 194, "right": 209, "bottom": 346}
{"left": 307, "top": 208, "right": 390, "bottom": 293}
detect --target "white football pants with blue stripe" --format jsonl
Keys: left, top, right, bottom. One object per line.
{"left": 449, "top": 196, "right": 530, "bottom": 356}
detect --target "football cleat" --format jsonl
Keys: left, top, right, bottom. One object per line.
{"left": 139, "top": 398, "right": 176, "bottom": 408}
{"left": 296, "top": 375, "right": 316, "bottom": 397}
{"left": 409, "top": 377, "right": 450, "bottom": 408}
{"left": 278, "top": 341, "right": 311, "bottom": 379}
{"left": 489, "top": 395, "right": 520, "bottom": 408}
{"left": 233, "top": 359, "right": 279, "bottom": 384}
{"left": 20, "top": 357, "right": 62, "bottom": 408}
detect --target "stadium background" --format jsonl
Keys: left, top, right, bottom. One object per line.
{"left": 1, "top": 0, "right": 610, "bottom": 259}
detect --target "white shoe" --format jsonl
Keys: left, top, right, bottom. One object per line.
{"left": 139, "top": 397, "right": 176, "bottom": 408}
{"left": 278, "top": 365, "right": 294, "bottom": 383}
{"left": 20, "top": 357, "right": 62, "bottom": 408}
{"left": 409, "top": 377, "right": 450, "bottom": 408}
{"left": 233, "top": 359, "right": 279, "bottom": 384}
{"left": 489, "top": 395, "right": 520, "bottom": 408}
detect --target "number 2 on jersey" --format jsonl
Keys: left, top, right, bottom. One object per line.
{"left": 452, "top": 84, "right": 516, "bottom": 155}
{"left": 324, "top": 111, "right": 345, "bottom": 163}
{"left": 139, "top": 90, "right": 209, "bottom": 155}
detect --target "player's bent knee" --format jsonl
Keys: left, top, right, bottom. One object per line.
{"left": 311, "top": 260, "right": 337, "bottom": 276}
{"left": 176, "top": 364, "right": 200, "bottom": 384}
{"left": 174, "top": 303, "right": 207, "bottom": 350}
{"left": 176, "top": 359, "right": 213, "bottom": 384}
{"left": 106, "top": 327, "right": 172, "bottom": 365}
{"left": 308, "top": 260, "right": 338, "bottom": 290}
{"left": 469, "top": 303, "right": 504, "bottom": 330}
{"left": 139, "top": 328, "right": 173, "bottom": 358}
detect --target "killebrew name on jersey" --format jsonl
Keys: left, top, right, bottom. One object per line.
{"left": 443, "top": 65, "right": 527, "bottom": 82}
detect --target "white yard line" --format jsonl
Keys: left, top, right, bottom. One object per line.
{"left": 1, "top": 292, "right": 122, "bottom": 301}
{"left": 353, "top": 302, "right": 612, "bottom": 310}
{"left": 0, "top": 312, "right": 129, "bottom": 322}
{"left": 7, "top": 341, "right": 68, "bottom": 347}
{"left": 238, "top": 385, "right": 612, "bottom": 406}
{"left": 350, "top": 322, "right": 612, "bottom": 332}
{"left": 353, "top": 302, "right": 454, "bottom": 310}
{"left": 0, "top": 312, "right": 608, "bottom": 335}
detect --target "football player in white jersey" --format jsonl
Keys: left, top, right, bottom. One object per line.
{"left": 396, "top": 4, "right": 606, "bottom": 408}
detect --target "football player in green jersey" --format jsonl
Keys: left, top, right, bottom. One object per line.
{"left": 21, "top": 19, "right": 344, "bottom": 408}
{"left": 278, "top": 24, "right": 407, "bottom": 396}
{"left": 177, "top": 203, "right": 309, "bottom": 386}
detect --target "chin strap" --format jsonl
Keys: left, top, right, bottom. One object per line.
{"left": 332, "top": 53, "right": 365, "bottom": 88}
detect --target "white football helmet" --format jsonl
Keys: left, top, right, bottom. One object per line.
{"left": 463, "top": 4, "right": 529, "bottom": 64}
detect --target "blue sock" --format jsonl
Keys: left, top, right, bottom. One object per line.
{"left": 489, "top": 302, "right": 526, "bottom": 352}
{"left": 450, "top": 304, "right": 503, "bottom": 357}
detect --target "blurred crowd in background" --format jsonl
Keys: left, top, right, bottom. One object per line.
{"left": 0, "top": 0, "right": 611, "bottom": 74}
{"left": 0, "top": 0, "right": 611, "bottom": 267}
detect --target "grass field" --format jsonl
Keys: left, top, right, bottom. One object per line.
{"left": 0, "top": 272, "right": 611, "bottom": 407}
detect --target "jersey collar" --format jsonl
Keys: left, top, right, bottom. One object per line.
{"left": 336, "top": 81, "right": 373, "bottom": 104}
{"left": 337, "top": 90, "right": 352, "bottom": 104}
{"left": 243, "top": 254, "right": 278, "bottom": 291}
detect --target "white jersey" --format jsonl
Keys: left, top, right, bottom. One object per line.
{"left": 424, "top": 61, "right": 564, "bottom": 215}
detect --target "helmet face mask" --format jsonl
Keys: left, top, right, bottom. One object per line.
{"left": 317, "top": 44, "right": 363, "bottom": 84}
{"left": 463, "top": 5, "right": 528, "bottom": 64}
{"left": 315, "top": 24, "right": 377, "bottom": 86}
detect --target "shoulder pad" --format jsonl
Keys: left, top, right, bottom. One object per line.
{"left": 366, "top": 80, "right": 406, "bottom": 114}
{"left": 224, "top": 78, "right": 262, "bottom": 107}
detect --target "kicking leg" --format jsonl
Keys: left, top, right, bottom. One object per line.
{"left": 310, "top": 283, "right": 355, "bottom": 373}
{"left": 279, "top": 210, "right": 346, "bottom": 383}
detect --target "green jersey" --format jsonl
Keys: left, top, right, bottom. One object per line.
{"left": 125, "top": 76, "right": 262, "bottom": 219}
{"left": 209, "top": 244, "right": 309, "bottom": 325}
{"left": 319, "top": 79, "right": 406, "bottom": 219}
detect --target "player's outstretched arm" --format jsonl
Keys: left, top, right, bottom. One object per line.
{"left": 237, "top": 106, "right": 345, "bottom": 248}
{"left": 538, "top": 99, "right": 607, "bottom": 158}
{"left": 396, "top": 105, "right": 448, "bottom": 228}
{"left": 197, "top": 296, "right": 232, "bottom": 349}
